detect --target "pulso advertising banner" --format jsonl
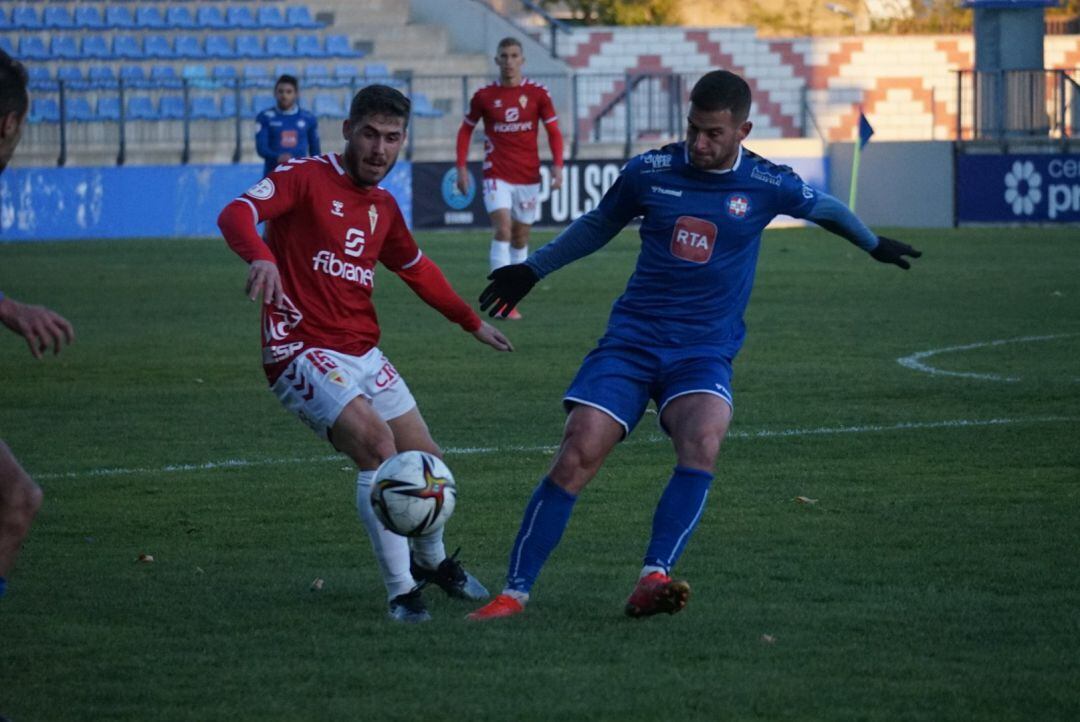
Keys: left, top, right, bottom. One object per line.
{"left": 957, "top": 154, "right": 1080, "bottom": 224}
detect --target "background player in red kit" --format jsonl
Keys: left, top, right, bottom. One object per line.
{"left": 455, "top": 37, "right": 564, "bottom": 319}
{"left": 218, "top": 85, "right": 513, "bottom": 623}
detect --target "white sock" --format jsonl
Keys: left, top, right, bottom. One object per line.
{"left": 641, "top": 565, "right": 668, "bottom": 578}
{"left": 509, "top": 245, "right": 529, "bottom": 264}
{"left": 490, "top": 239, "right": 511, "bottom": 271}
{"left": 356, "top": 470, "right": 416, "bottom": 600}
{"left": 501, "top": 589, "right": 529, "bottom": 604}
{"left": 408, "top": 528, "right": 446, "bottom": 571}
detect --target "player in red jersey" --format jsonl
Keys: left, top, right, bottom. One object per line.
{"left": 218, "top": 85, "right": 514, "bottom": 623}
{"left": 455, "top": 37, "right": 565, "bottom": 319}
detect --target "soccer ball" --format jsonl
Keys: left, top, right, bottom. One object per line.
{"left": 370, "top": 451, "right": 457, "bottom": 537}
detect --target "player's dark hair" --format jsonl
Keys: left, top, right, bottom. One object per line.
{"left": 275, "top": 74, "right": 299, "bottom": 91}
{"left": 690, "top": 70, "right": 751, "bottom": 122}
{"left": 348, "top": 84, "right": 411, "bottom": 127}
{"left": 0, "top": 49, "right": 29, "bottom": 120}
{"left": 497, "top": 37, "right": 523, "bottom": 52}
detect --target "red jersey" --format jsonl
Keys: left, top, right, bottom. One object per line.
{"left": 218, "top": 153, "right": 481, "bottom": 383}
{"left": 457, "top": 79, "right": 563, "bottom": 185}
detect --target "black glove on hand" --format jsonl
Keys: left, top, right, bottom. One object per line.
{"left": 478, "top": 264, "right": 539, "bottom": 318}
{"left": 870, "top": 236, "right": 922, "bottom": 270}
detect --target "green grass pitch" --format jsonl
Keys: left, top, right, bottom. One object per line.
{"left": 1, "top": 227, "right": 1078, "bottom": 721}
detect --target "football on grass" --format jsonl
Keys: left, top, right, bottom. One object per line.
{"left": 371, "top": 451, "right": 457, "bottom": 537}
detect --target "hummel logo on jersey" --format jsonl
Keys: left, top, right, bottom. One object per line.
{"left": 494, "top": 99, "right": 503, "bottom": 108}
{"left": 750, "top": 166, "right": 781, "bottom": 186}
{"left": 331, "top": 200, "right": 344, "bottom": 217}
{"left": 651, "top": 185, "right": 683, "bottom": 197}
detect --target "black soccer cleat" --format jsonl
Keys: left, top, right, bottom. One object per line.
{"left": 388, "top": 588, "right": 431, "bottom": 623}
{"left": 411, "top": 550, "right": 490, "bottom": 602}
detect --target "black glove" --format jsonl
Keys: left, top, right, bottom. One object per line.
{"left": 478, "top": 264, "right": 539, "bottom": 318}
{"left": 870, "top": 236, "right": 922, "bottom": 270}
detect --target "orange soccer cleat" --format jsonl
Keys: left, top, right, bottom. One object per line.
{"left": 624, "top": 571, "right": 691, "bottom": 618}
{"left": 466, "top": 593, "right": 525, "bottom": 621}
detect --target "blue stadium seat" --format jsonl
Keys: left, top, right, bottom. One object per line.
{"left": 28, "top": 66, "right": 52, "bottom": 84}
{"left": 257, "top": 6, "right": 288, "bottom": 28}
{"left": 305, "top": 63, "right": 331, "bottom": 86}
{"left": 18, "top": 37, "right": 49, "bottom": 61}
{"left": 0, "top": 7, "right": 9, "bottom": 31}
{"left": 364, "top": 63, "right": 390, "bottom": 78}
{"left": 136, "top": 6, "right": 166, "bottom": 30}
{"left": 56, "top": 66, "right": 85, "bottom": 87}
{"left": 89, "top": 66, "right": 118, "bottom": 89}
{"left": 251, "top": 94, "right": 275, "bottom": 114}
{"left": 326, "top": 35, "right": 361, "bottom": 58}
{"left": 145, "top": 35, "right": 175, "bottom": 60}
{"left": 266, "top": 35, "right": 295, "bottom": 57}
{"left": 196, "top": 6, "right": 228, "bottom": 29}
{"left": 295, "top": 35, "right": 326, "bottom": 58}
{"left": 236, "top": 35, "right": 265, "bottom": 59}
{"left": 97, "top": 96, "right": 121, "bottom": 121}
{"left": 74, "top": 5, "right": 105, "bottom": 30}
{"left": 243, "top": 65, "right": 273, "bottom": 88}
{"left": 151, "top": 65, "right": 182, "bottom": 88}
{"left": 12, "top": 6, "right": 42, "bottom": 30}
{"left": 127, "top": 96, "right": 157, "bottom": 120}
{"left": 411, "top": 93, "right": 444, "bottom": 118}
{"left": 313, "top": 93, "right": 344, "bottom": 117}
{"left": 175, "top": 35, "right": 205, "bottom": 59}
{"left": 205, "top": 35, "right": 234, "bottom": 59}
{"left": 31, "top": 98, "right": 60, "bottom": 123}
{"left": 286, "top": 6, "right": 322, "bottom": 28}
{"left": 0, "top": 37, "right": 12, "bottom": 57}
{"left": 334, "top": 64, "right": 360, "bottom": 82}
{"left": 106, "top": 6, "right": 135, "bottom": 29}
{"left": 221, "top": 93, "right": 238, "bottom": 118}
{"left": 82, "top": 35, "right": 111, "bottom": 59}
{"left": 50, "top": 36, "right": 81, "bottom": 61}
{"left": 212, "top": 65, "right": 238, "bottom": 81}
{"left": 190, "top": 96, "right": 220, "bottom": 119}
{"left": 119, "top": 65, "right": 147, "bottom": 88}
{"left": 227, "top": 6, "right": 258, "bottom": 29}
{"left": 166, "top": 6, "right": 196, "bottom": 30}
{"left": 274, "top": 63, "right": 301, "bottom": 78}
{"left": 65, "top": 97, "right": 95, "bottom": 122}
{"left": 159, "top": 95, "right": 186, "bottom": 120}
{"left": 113, "top": 35, "right": 144, "bottom": 60}
{"left": 43, "top": 6, "right": 75, "bottom": 30}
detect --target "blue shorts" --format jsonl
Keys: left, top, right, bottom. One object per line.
{"left": 563, "top": 337, "right": 734, "bottom": 438}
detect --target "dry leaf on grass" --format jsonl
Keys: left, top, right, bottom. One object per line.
{"left": 310, "top": 578, "right": 325, "bottom": 591}
{"left": 794, "top": 496, "right": 818, "bottom": 505}
{"left": 760, "top": 634, "right": 777, "bottom": 644}
{"left": 137, "top": 553, "right": 155, "bottom": 563}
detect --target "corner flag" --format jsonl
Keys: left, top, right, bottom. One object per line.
{"left": 849, "top": 110, "right": 874, "bottom": 210}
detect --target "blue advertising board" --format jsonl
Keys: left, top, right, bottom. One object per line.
{"left": 956, "top": 153, "right": 1080, "bottom": 223}
{"left": 0, "top": 161, "right": 412, "bottom": 242}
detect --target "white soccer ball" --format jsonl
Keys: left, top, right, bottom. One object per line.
{"left": 370, "top": 451, "right": 457, "bottom": 537}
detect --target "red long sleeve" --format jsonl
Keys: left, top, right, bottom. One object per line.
{"left": 546, "top": 119, "right": 565, "bottom": 169}
{"left": 218, "top": 200, "right": 276, "bottom": 264}
{"left": 455, "top": 121, "right": 474, "bottom": 169}
{"left": 395, "top": 255, "right": 482, "bottom": 333}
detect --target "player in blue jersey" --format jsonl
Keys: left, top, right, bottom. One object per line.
{"left": 255, "top": 74, "right": 321, "bottom": 177}
{"left": 0, "top": 50, "right": 76, "bottom": 600}
{"left": 467, "top": 70, "right": 920, "bottom": 621}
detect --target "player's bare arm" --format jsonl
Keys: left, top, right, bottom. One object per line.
{"left": 245, "top": 259, "right": 286, "bottom": 308}
{"left": 0, "top": 295, "right": 75, "bottom": 360}
{"left": 472, "top": 320, "right": 514, "bottom": 352}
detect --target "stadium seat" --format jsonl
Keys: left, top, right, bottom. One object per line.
{"left": 190, "top": 96, "right": 220, "bottom": 120}
{"left": 275, "top": 63, "right": 301, "bottom": 79}
{"left": 159, "top": 95, "right": 186, "bottom": 120}
{"left": 227, "top": 6, "right": 258, "bottom": 29}
{"left": 89, "top": 66, "right": 118, "bottom": 89}
{"left": 221, "top": 93, "right": 239, "bottom": 119}
{"left": 12, "top": 6, "right": 42, "bottom": 30}
{"left": 106, "top": 6, "right": 136, "bottom": 30}
{"left": 236, "top": 35, "right": 265, "bottom": 59}
{"left": 266, "top": 35, "right": 295, "bottom": 57}
{"left": 82, "top": 35, "right": 111, "bottom": 60}
{"left": 166, "top": 6, "right": 197, "bottom": 30}
{"left": 313, "top": 93, "right": 344, "bottom": 117}
{"left": 18, "top": 37, "right": 49, "bottom": 61}
{"left": 364, "top": 63, "right": 390, "bottom": 78}
{"left": 145, "top": 35, "right": 175, "bottom": 60}
{"left": 97, "top": 96, "right": 121, "bottom": 121}
{"left": 74, "top": 5, "right": 106, "bottom": 30}
{"left": 126, "top": 96, "right": 157, "bottom": 120}
{"left": 212, "top": 65, "right": 238, "bottom": 81}
{"left": 50, "top": 36, "right": 81, "bottom": 61}
{"left": 196, "top": 6, "right": 228, "bottom": 30}
{"left": 286, "top": 6, "right": 322, "bottom": 28}
{"left": 243, "top": 65, "right": 273, "bottom": 88}
{"left": 43, "top": 6, "right": 75, "bottom": 30}
{"left": 136, "top": 6, "right": 166, "bottom": 30}
{"left": 251, "top": 94, "right": 275, "bottom": 114}
{"left": 175, "top": 35, "right": 205, "bottom": 59}
{"left": 305, "top": 63, "right": 331, "bottom": 86}
{"left": 326, "top": 35, "right": 361, "bottom": 58}
{"left": 56, "top": 66, "right": 85, "bottom": 87}
{"left": 65, "top": 97, "right": 95, "bottom": 122}
{"left": 295, "top": 35, "right": 327, "bottom": 58}
{"left": 334, "top": 64, "right": 360, "bottom": 82}
{"left": 113, "top": 35, "right": 144, "bottom": 60}
{"left": 31, "top": 98, "right": 60, "bottom": 123}
{"left": 411, "top": 93, "right": 444, "bottom": 118}
{"left": 119, "top": 65, "right": 147, "bottom": 88}
{"left": 205, "top": 35, "right": 234, "bottom": 59}
{"left": 0, "top": 37, "right": 13, "bottom": 57}
{"left": 27, "top": 66, "right": 52, "bottom": 84}
{"left": 151, "top": 65, "right": 182, "bottom": 88}
{"left": 0, "top": 7, "right": 9, "bottom": 31}
{"left": 257, "top": 6, "right": 288, "bottom": 28}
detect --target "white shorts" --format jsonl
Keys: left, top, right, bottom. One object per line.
{"left": 483, "top": 178, "right": 541, "bottom": 224}
{"left": 270, "top": 347, "right": 416, "bottom": 440}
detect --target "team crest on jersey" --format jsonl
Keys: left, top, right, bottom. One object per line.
{"left": 331, "top": 200, "right": 344, "bottom": 217}
{"left": 519, "top": 94, "right": 528, "bottom": 108}
{"left": 726, "top": 194, "right": 751, "bottom": 219}
{"left": 326, "top": 369, "right": 349, "bottom": 387}
{"left": 670, "top": 216, "right": 717, "bottom": 264}
{"left": 246, "top": 178, "right": 275, "bottom": 200}
{"left": 368, "top": 204, "right": 379, "bottom": 233}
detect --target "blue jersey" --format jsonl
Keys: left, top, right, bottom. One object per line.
{"left": 255, "top": 106, "right": 321, "bottom": 176}
{"left": 530, "top": 142, "right": 822, "bottom": 356}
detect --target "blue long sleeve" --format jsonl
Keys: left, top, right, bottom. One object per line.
{"left": 805, "top": 192, "right": 879, "bottom": 251}
{"left": 525, "top": 209, "right": 628, "bottom": 279}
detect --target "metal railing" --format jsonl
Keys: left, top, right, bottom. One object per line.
{"left": 954, "top": 68, "right": 1079, "bottom": 141}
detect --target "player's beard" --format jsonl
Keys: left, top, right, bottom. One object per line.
{"left": 345, "top": 147, "right": 396, "bottom": 188}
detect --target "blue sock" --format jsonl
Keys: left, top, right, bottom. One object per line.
{"left": 643, "top": 465, "right": 714, "bottom": 573}
{"left": 0, "top": 576, "right": 6, "bottom": 598}
{"left": 506, "top": 477, "right": 578, "bottom": 594}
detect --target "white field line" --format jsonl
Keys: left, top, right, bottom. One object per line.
{"left": 34, "top": 415, "right": 1079, "bottom": 482}
{"left": 896, "top": 333, "right": 1078, "bottom": 381}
